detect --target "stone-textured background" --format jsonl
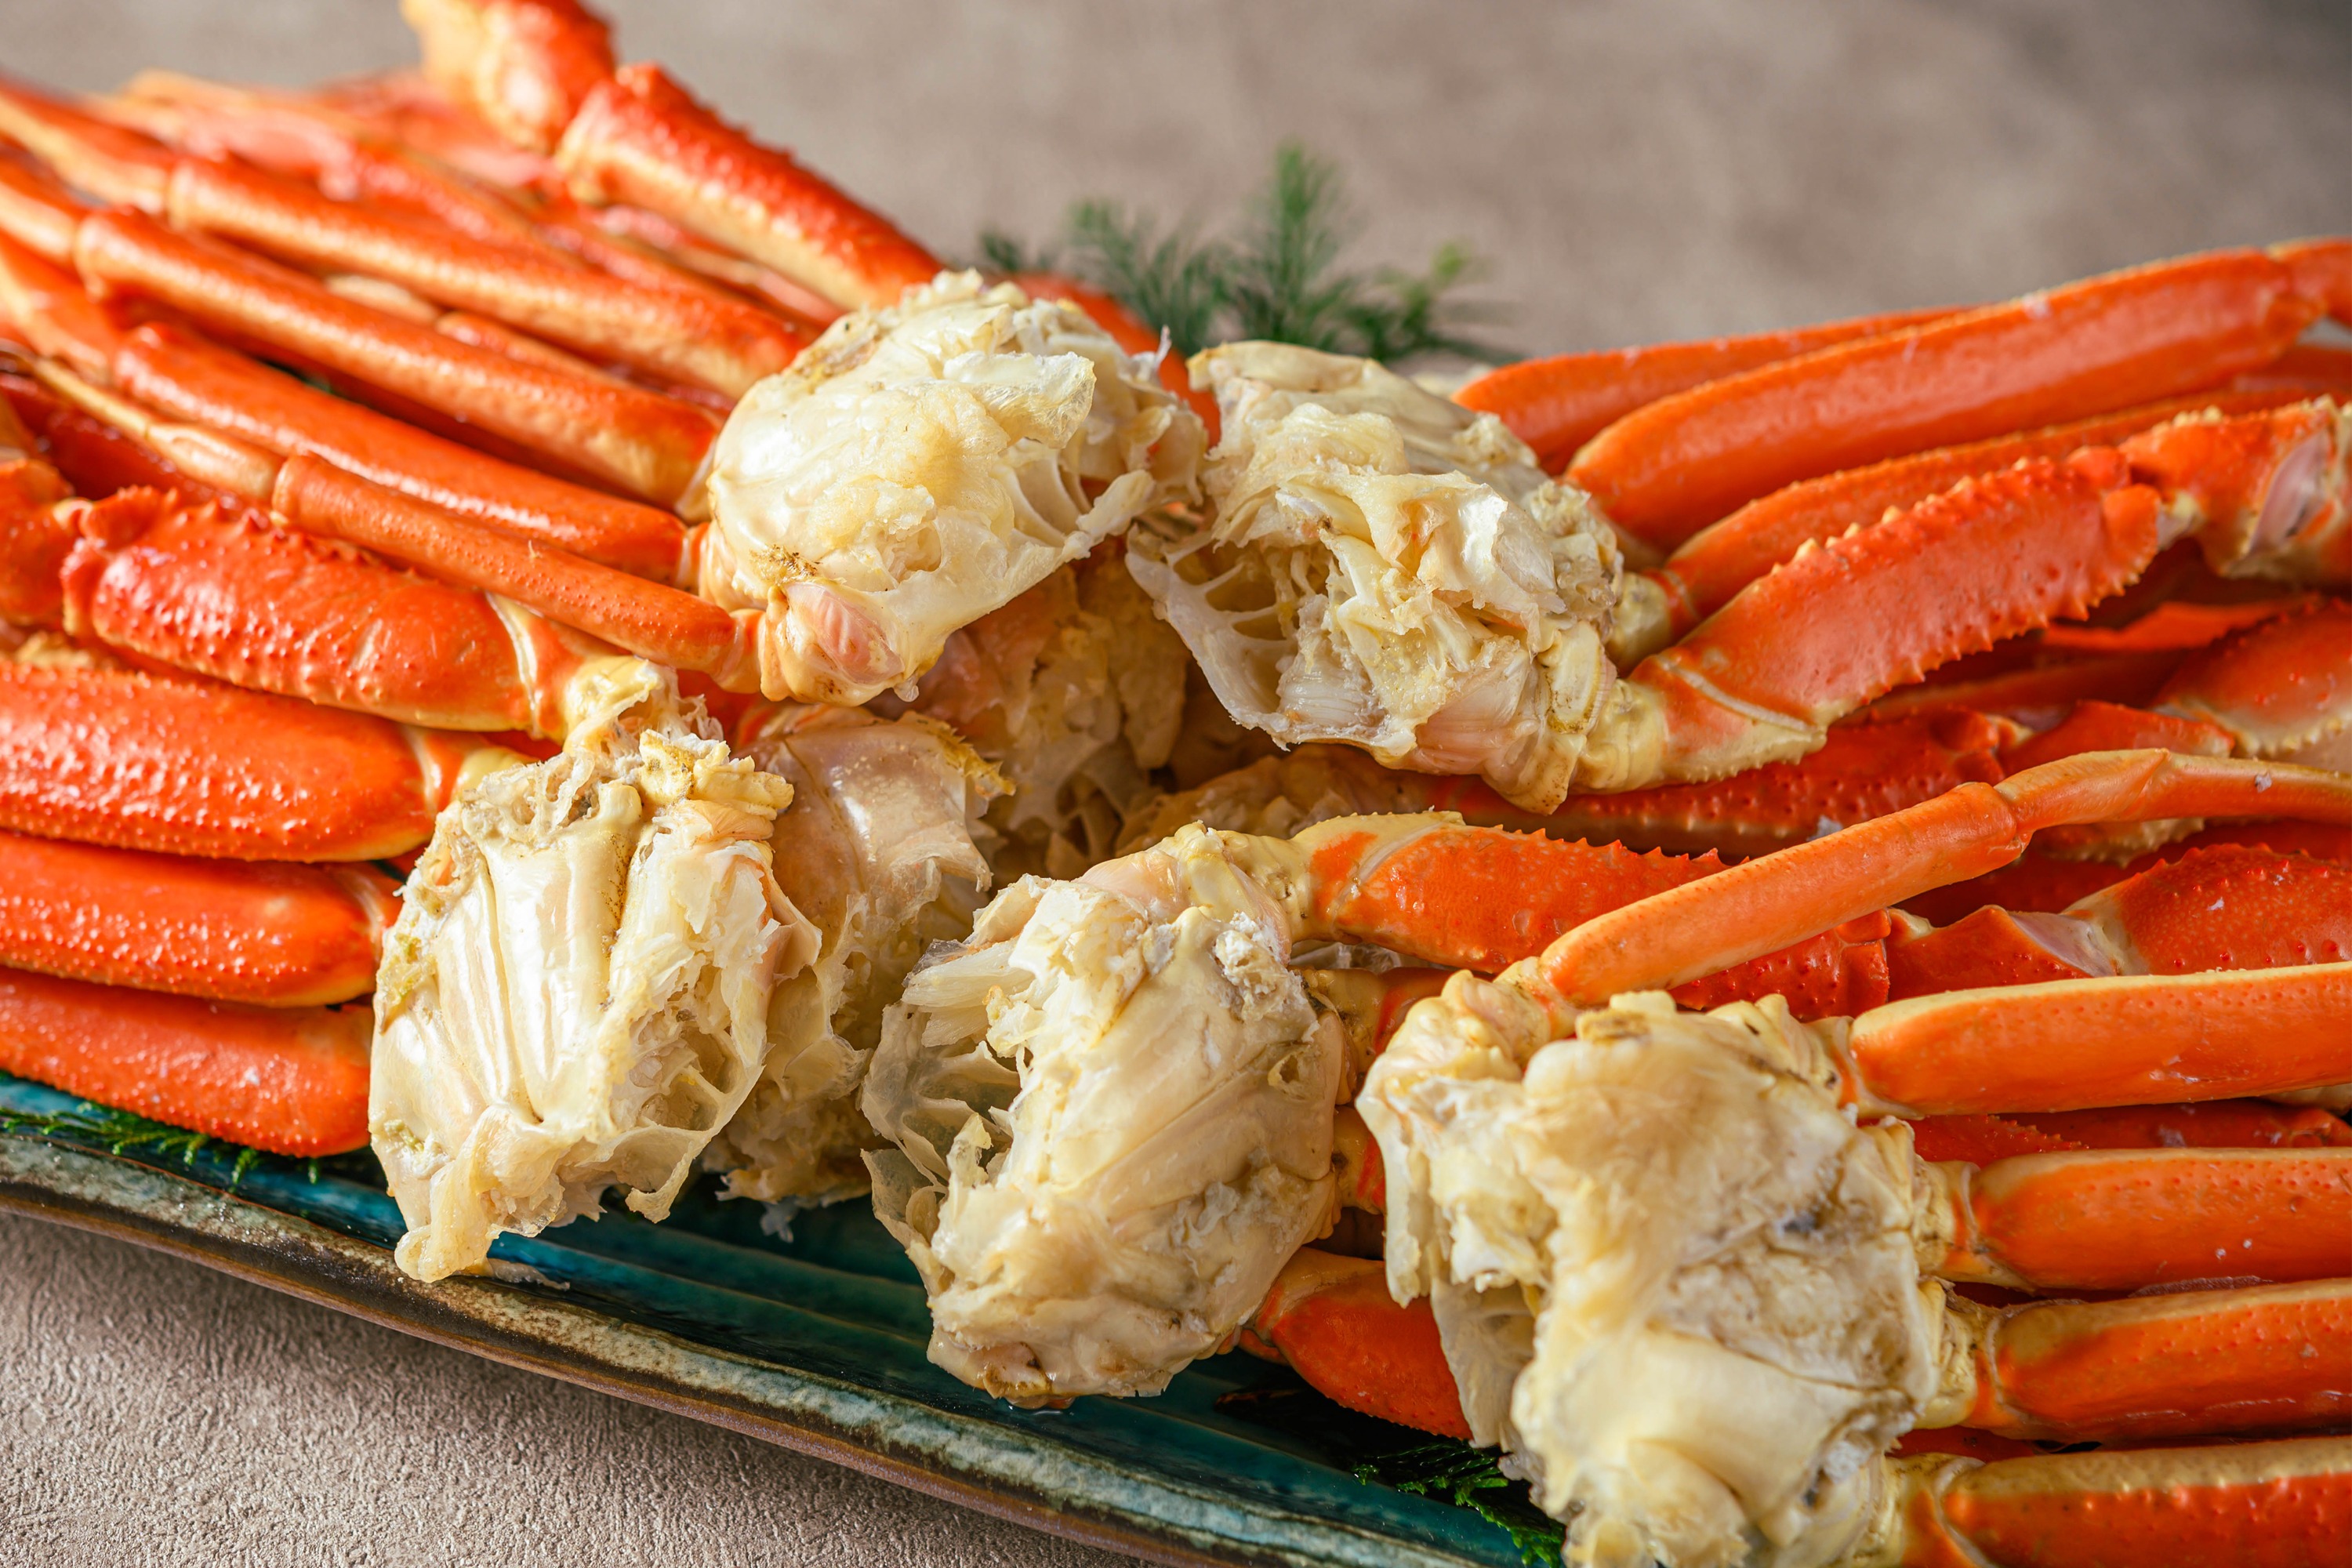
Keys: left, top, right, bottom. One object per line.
{"left": 2, "top": 2, "right": 2344, "bottom": 1563}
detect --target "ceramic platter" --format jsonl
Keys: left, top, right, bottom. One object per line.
{"left": 0, "top": 1069, "right": 1563, "bottom": 1568}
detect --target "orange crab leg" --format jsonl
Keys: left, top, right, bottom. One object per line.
{"left": 270, "top": 455, "right": 757, "bottom": 688}
{"left": 0, "top": 966, "right": 369, "bottom": 1156}
{"left": 405, "top": 0, "right": 616, "bottom": 154}
{"left": 1453, "top": 303, "right": 1961, "bottom": 470}
{"left": 53, "top": 485, "right": 608, "bottom": 733}
{"left": 550, "top": 62, "right": 940, "bottom": 312}
{"left": 1454, "top": 711, "right": 2017, "bottom": 860}
{"left": 151, "top": 137, "right": 808, "bottom": 396}
{"left": 0, "top": 662, "right": 499, "bottom": 860}
{"left": 1887, "top": 844, "right": 2352, "bottom": 999}
{"left": 1945, "top": 1279, "right": 2350, "bottom": 1442}
{"left": 0, "top": 238, "right": 693, "bottom": 578}
{"left": 60, "top": 206, "right": 717, "bottom": 504}
{"left": 1647, "top": 389, "right": 2314, "bottom": 637}
{"left": 1570, "top": 244, "right": 2340, "bottom": 548}
{"left": 1928, "top": 1147, "right": 2352, "bottom": 1289}
{"left": 1889, "top": 1437, "right": 2351, "bottom": 1568}
{"left": 2158, "top": 598, "right": 2352, "bottom": 761}
{"left": 1851, "top": 965, "right": 2351, "bottom": 1116}
{"left": 1248, "top": 1249, "right": 1472, "bottom": 1440}
{"left": 102, "top": 70, "right": 554, "bottom": 248}
{"left": 1626, "top": 446, "right": 2169, "bottom": 784}
{"left": 111, "top": 321, "right": 691, "bottom": 579}
{"left": 1538, "top": 751, "right": 2352, "bottom": 1006}
{"left": 1283, "top": 816, "right": 1890, "bottom": 1017}
{"left": 0, "top": 829, "right": 394, "bottom": 1005}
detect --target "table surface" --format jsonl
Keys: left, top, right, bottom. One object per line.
{"left": 2, "top": 2, "right": 2345, "bottom": 1563}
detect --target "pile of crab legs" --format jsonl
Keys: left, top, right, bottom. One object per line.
{"left": 0, "top": 1, "right": 2342, "bottom": 1562}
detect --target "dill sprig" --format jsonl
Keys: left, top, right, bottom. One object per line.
{"left": 1, "top": 1098, "right": 264, "bottom": 1186}
{"left": 982, "top": 143, "right": 1505, "bottom": 364}
{"left": 1355, "top": 1439, "right": 1564, "bottom": 1566}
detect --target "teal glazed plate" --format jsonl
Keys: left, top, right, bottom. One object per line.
{"left": 0, "top": 1071, "right": 1560, "bottom": 1568}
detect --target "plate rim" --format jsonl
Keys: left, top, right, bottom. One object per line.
{"left": 0, "top": 1131, "right": 1500, "bottom": 1568}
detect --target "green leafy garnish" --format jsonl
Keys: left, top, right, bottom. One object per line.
{"left": 0, "top": 1098, "right": 264, "bottom": 1186}
{"left": 982, "top": 143, "right": 1505, "bottom": 363}
{"left": 1356, "top": 1440, "right": 1565, "bottom": 1566}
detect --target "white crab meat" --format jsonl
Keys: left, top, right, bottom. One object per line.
{"left": 862, "top": 822, "right": 1342, "bottom": 1403}
{"left": 702, "top": 271, "right": 1204, "bottom": 706}
{"left": 371, "top": 665, "right": 818, "bottom": 1283}
{"left": 704, "top": 702, "right": 1000, "bottom": 1204}
{"left": 1127, "top": 343, "right": 1623, "bottom": 812}
{"left": 1359, "top": 989, "right": 1937, "bottom": 1568}
{"left": 889, "top": 544, "right": 1192, "bottom": 878}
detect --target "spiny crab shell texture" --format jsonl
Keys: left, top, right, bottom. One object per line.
{"left": 702, "top": 271, "right": 1205, "bottom": 707}
{"left": 1127, "top": 343, "right": 1623, "bottom": 813}
{"left": 702, "top": 702, "right": 1000, "bottom": 1204}
{"left": 1360, "top": 989, "right": 1937, "bottom": 1568}
{"left": 862, "top": 822, "right": 1343, "bottom": 1403}
{"left": 372, "top": 664, "right": 816, "bottom": 1283}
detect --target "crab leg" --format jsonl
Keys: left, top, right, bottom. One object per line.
{"left": 404, "top": 0, "right": 939, "bottom": 310}
{"left": 1453, "top": 303, "right": 1961, "bottom": 471}
{"left": 0, "top": 162, "right": 720, "bottom": 504}
{"left": 1887, "top": 842, "right": 2352, "bottom": 997}
{"left": 1641, "top": 388, "right": 2321, "bottom": 644}
{"left": 1848, "top": 964, "right": 2350, "bottom": 1114}
{"left": 1609, "top": 401, "right": 2349, "bottom": 788}
{"left": 0, "top": 239, "right": 691, "bottom": 575}
{"left": 1884, "top": 1438, "right": 2350, "bottom": 1568}
{"left": 0, "top": 77, "right": 807, "bottom": 397}
{"left": 0, "top": 829, "right": 394, "bottom": 1004}
{"left": 0, "top": 662, "right": 505, "bottom": 860}
{"left": 1939, "top": 1279, "right": 2350, "bottom": 1442}
{"left": 269, "top": 455, "right": 759, "bottom": 687}
{"left": 1569, "top": 242, "right": 2348, "bottom": 548}
{"left": 1926, "top": 1147, "right": 2352, "bottom": 1290}
{"left": 1249, "top": 1250, "right": 1470, "bottom": 1440}
{"left": 72, "top": 209, "right": 717, "bottom": 503}
{"left": 1537, "top": 751, "right": 2352, "bottom": 1004}
{"left": 9, "top": 357, "right": 757, "bottom": 700}
{"left": 549, "top": 64, "right": 938, "bottom": 312}
{"left": 0, "top": 966, "right": 369, "bottom": 1155}
{"left": 1266, "top": 815, "right": 1893, "bottom": 1017}
{"left": 2159, "top": 598, "right": 2352, "bottom": 763}
{"left": 40, "top": 483, "right": 619, "bottom": 733}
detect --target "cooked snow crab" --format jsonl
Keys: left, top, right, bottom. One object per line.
{"left": 1132, "top": 329, "right": 2352, "bottom": 811}
{"left": 700, "top": 271, "right": 1203, "bottom": 706}
{"left": 372, "top": 662, "right": 996, "bottom": 1279}
{"left": 0, "top": 5, "right": 2347, "bottom": 1561}
{"left": 873, "top": 749, "right": 2352, "bottom": 1563}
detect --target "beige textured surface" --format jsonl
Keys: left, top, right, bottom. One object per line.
{"left": 0, "top": 2, "right": 2345, "bottom": 1564}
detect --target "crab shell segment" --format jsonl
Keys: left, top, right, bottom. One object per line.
{"left": 370, "top": 662, "right": 817, "bottom": 1282}
{"left": 701, "top": 271, "right": 1204, "bottom": 707}
{"left": 1361, "top": 986, "right": 1940, "bottom": 1568}
{"left": 862, "top": 821, "right": 1344, "bottom": 1403}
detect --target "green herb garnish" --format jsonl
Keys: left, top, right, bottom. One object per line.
{"left": 0, "top": 1098, "right": 264, "bottom": 1186}
{"left": 983, "top": 143, "right": 1506, "bottom": 363}
{"left": 1356, "top": 1439, "right": 1565, "bottom": 1566}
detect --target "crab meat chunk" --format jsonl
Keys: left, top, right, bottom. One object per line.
{"left": 704, "top": 702, "right": 1000, "bottom": 1204}
{"left": 1360, "top": 989, "right": 1938, "bottom": 1568}
{"left": 1128, "top": 343, "right": 1623, "bottom": 811}
{"left": 702, "top": 271, "right": 1203, "bottom": 706}
{"left": 372, "top": 665, "right": 816, "bottom": 1283}
{"left": 862, "top": 822, "right": 1342, "bottom": 1403}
